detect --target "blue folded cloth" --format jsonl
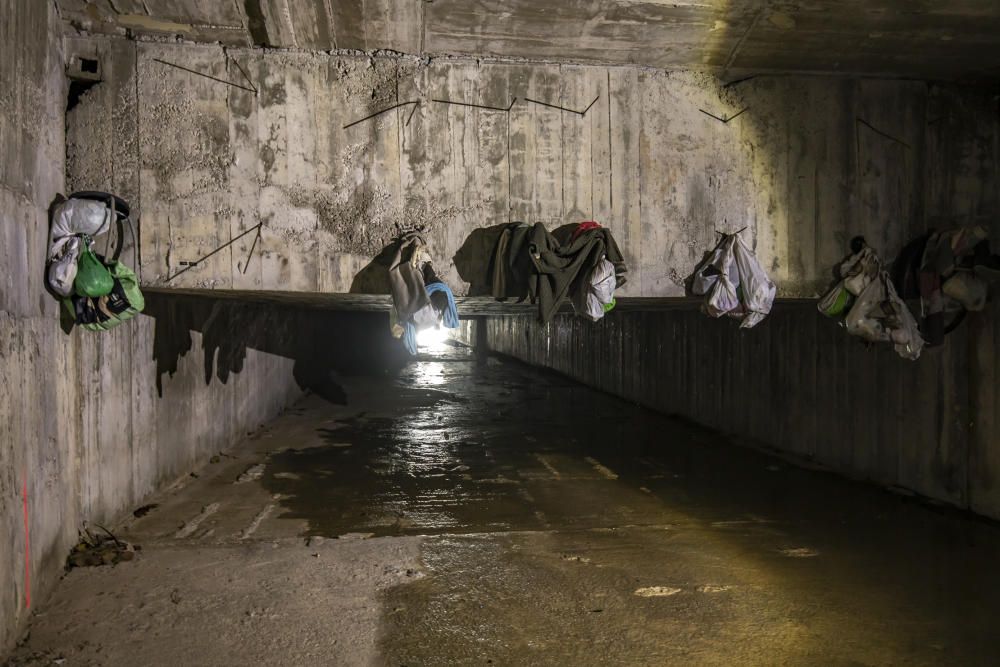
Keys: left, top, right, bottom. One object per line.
{"left": 426, "top": 282, "right": 459, "bottom": 329}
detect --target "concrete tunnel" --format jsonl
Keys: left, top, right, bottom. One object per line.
{"left": 4, "top": 0, "right": 1000, "bottom": 664}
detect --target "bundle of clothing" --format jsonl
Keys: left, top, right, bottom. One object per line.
{"left": 891, "top": 225, "right": 1000, "bottom": 347}
{"left": 818, "top": 237, "right": 923, "bottom": 360}
{"left": 47, "top": 193, "right": 144, "bottom": 331}
{"left": 689, "top": 230, "right": 775, "bottom": 328}
{"left": 388, "top": 231, "right": 459, "bottom": 354}
{"left": 490, "top": 221, "right": 627, "bottom": 323}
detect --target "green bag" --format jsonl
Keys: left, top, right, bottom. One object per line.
{"left": 73, "top": 241, "right": 114, "bottom": 298}
{"left": 818, "top": 282, "right": 854, "bottom": 318}
{"left": 63, "top": 260, "right": 144, "bottom": 331}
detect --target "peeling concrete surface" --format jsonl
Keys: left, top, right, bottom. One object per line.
{"left": 0, "top": 3, "right": 312, "bottom": 655}
{"left": 65, "top": 41, "right": 1000, "bottom": 296}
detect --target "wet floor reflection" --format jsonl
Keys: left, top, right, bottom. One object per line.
{"left": 257, "top": 346, "right": 1000, "bottom": 665}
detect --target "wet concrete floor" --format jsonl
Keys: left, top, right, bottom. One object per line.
{"left": 10, "top": 344, "right": 1000, "bottom": 666}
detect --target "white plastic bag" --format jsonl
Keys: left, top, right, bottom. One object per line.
{"left": 690, "top": 237, "right": 734, "bottom": 297}
{"left": 845, "top": 273, "right": 924, "bottom": 359}
{"left": 885, "top": 278, "right": 924, "bottom": 360}
{"left": 731, "top": 235, "right": 775, "bottom": 328}
{"left": 47, "top": 236, "right": 83, "bottom": 297}
{"left": 845, "top": 278, "right": 890, "bottom": 343}
{"left": 576, "top": 258, "right": 616, "bottom": 321}
{"left": 706, "top": 271, "right": 740, "bottom": 318}
{"left": 50, "top": 199, "right": 111, "bottom": 242}
{"left": 691, "top": 233, "right": 774, "bottom": 327}
{"left": 839, "top": 246, "right": 879, "bottom": 296}
{"left": 692, "top": 235, "right": 740, "bottom": 317}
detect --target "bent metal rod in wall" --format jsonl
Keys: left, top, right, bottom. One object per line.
{"left": 166, "top": 223, "right": 264, "bottom": 282}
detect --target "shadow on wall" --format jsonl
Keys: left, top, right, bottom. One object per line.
{"left": 145, "top": 293, "right": 409, "bottom": 404}
{"left": 350, "top": 240, "right": 398, "bottom": 295}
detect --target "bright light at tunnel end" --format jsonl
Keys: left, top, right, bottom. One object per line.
{"left": 416, "top": 326, "right": 451, "bottom": 350}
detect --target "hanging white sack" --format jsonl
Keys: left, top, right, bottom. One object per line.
{"left": 839, "top": 246, "right": 879, "bottom": 295}
{"left": 885, "top": 277, "right": 924, "bottom": 360}
{"left": 691, "top": 234, "right": 741, "bottom": 318}
{"left": 575, "top": 257, "right": 617, "bottom": 321}
{"left": 49, "top": 198, "right": 111, "bottom": 245}
{"left": 47, "top": 236, "right": 83, "bottom": 297}
{"left": 690, "top": 236, "right": 733, "bottom": 297}
{"left": 731, "top": 234, "right": 776, "bottom": 328}
{"left": 845, "top": 273, "right": 924, "bottom": 360}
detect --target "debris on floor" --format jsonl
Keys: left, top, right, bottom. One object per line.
{"left": 235, "top": 463, "right": 265, "bottom": 483}
{"left": 634, "top": 586, "right": 682, "bottom": 597}
{"left": 66, "top": 527, "right": 138, "bottom": 569}
{"left": 132, "top": 504, "right": 158, "bottom": 518}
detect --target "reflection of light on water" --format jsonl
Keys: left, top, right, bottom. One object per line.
{"left": 416, "top": 325, "right": 451, "bottom": 352}
{"left": 415, "top": 362, "right": 446, "bottom": 386}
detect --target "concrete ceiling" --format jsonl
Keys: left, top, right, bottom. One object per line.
{"left": 58, "top": 0, "right": 1000, "bottom": 80}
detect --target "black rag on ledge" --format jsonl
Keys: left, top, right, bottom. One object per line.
{"left": 490, "top": 222, "right": 627, "bottom": 323}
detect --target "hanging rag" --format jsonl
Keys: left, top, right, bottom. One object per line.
{"left": 426, "top": 282, "right": 459, "bottom": 329}
{"left": 491, "top": 222, "right": 627, "bottom": 323}
{"left": 918, "top": 226, "right": 993, "bottom": 346}
{"left": 490, "top": 223, "right": 535, "bottom": 301}
{"left": 690, "top": 232, "right": 775, "bottom": 328}
{"left": 571, "top": 221, "right": 602, "bottom": 243}
{"left": 388, "top": 232, "right": 431, "bottom": 338}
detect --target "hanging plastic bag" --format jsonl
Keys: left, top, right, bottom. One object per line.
{"left": 839, "top": 246, "right": 879, "bottom": 296}
{"left": 845, "top": 273, "right": 924, "bottom": 359}
{"left": 47, "top": 236, "right": 83, "bottom": 297}
{"left": 690, "top": 232, "right": 773, "bottom": 327}
{"left": 819, "top": 241, "right": 879, "bottom": 319}
{"left": 74, "top": 242, "right": 115, "bottom": 298}
{"left": 575, "top": 258, "right": 617, "bottom": 321}
{"left": 884, "top": 277, "right": 923, "bottom": 360}
{"left": 731, "top": 235, "right": 775, "bottom": 328}
{"left": 50, "top": 198, "right": 111, "bottom": 241}
{"left": 818, "top": 281, "right": 854, "bottom": 317}
{"left": 690, "top": 235, "right": 734, "bottom": 297}
{"left": 845, "top": 277, "right": 891, "bottom": 343}
{"left": 706, "top": 270, "right": 740, "bottom": 318}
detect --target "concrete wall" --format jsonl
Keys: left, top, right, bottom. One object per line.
{"left": 475, "top": 65, "right": 1000, "bottom": 517}
{"left": 483, "top": 301, "right": 1000, "bottom": 518}
{"left": 52, "top": 0, "right": 1000, "bottom": 81}
{"left": 0, "top": 3, "right": 305, "bottom": 654}
{"left": 65, "top": 39, "right": 999, "bottom": 299}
